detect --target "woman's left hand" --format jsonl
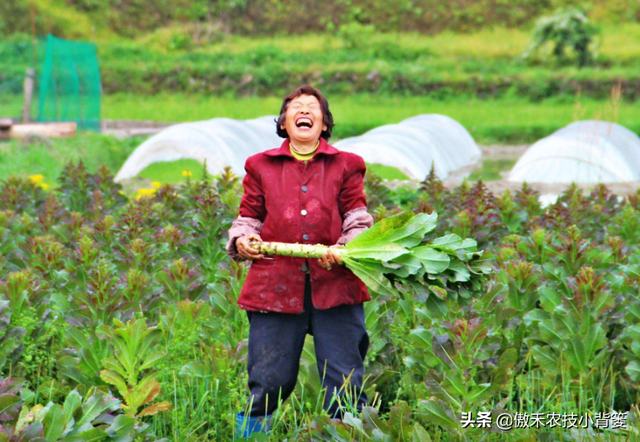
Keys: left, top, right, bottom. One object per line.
{"left": 319, "top": 245, "right": 344, "bottom": 270}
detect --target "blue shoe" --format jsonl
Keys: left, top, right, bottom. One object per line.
{"left": 235, "top": 411, "right": 272, "bottom": 439}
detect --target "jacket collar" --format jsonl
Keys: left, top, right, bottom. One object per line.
{"left": 264, "top": 137, "right": 340, "bottom": 158}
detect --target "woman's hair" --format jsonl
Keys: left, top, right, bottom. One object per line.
{"left": 276, "top": 85, "right": 334, "bottom": 140}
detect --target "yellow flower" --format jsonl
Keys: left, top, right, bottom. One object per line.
{"left": 151, "top": 181, "right": 162, "bottom": 189}
{"left": 40, "top": 183, "right": 49, "bottom": 191}
{"left": 29, "top": 174, "right": 44, "bottom": 184}
{"left": 140, "top": 188, "right": 156, "bottom": 196}
{"left": 182, "top": 170, "right": 192, "bottom": 177}
{"left": 136, "top": 188, "right": 156, "bottom": 200}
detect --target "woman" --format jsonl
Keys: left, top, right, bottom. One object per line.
{"left": 226, "top": 85, "right": 374, "bottom": 437}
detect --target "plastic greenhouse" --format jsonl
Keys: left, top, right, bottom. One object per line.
{"left": 334, "top": 114, "right": 481, "bottom": 180}
{"left": 508, "top": 121, "right": 640, "bottom": 184}
{"left": 115, "top": 114, "right": 480, "bottom": 182}
{"left": 114, "top": 117, "right": 281, "bottom": 182}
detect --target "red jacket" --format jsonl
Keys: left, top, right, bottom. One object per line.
{"left": 226, "top": 137, "right": 373, "bottom": 313}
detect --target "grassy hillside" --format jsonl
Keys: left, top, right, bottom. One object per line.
{"left": 68, "top": 24, "right": 640, "bottom": 99}
{"left": 2, "top": 0, "right": 638, "bottom": 40}
{"left": 4, "top": 24, "right": 640, "bottom": 101}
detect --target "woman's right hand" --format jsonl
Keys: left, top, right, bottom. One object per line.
{"left": 236, "top": 234, "right": 264, "bottom": 260}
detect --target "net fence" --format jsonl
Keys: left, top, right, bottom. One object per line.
{"left": 0, "top": 34, "right": 101, "bottom": 131}
{"left": 38, "top": 34, "right": 102, "bottom": 131}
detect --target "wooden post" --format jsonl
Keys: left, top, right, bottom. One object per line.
{"left": 22, "top": 68, "right": 35, "bottom": 123}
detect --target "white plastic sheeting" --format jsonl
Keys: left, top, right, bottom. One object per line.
{"left": 114, "top": 116, "right": 281, "bottom": 182}
{"left": 334, "top": 114, "right": 481, "bottom": 180}
{"left": 508, "top": 120, "right": 640, "bottom": 183}
{"left": 115, "top": 114, "right": 480, "bottom": 182}
{"left": 538, "top": 194, "right": 559, "bottom": 208}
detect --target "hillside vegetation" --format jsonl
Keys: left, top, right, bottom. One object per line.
{"left": 1, "top": 0, "right": 639, "bottom": 39}
{"left": 3, "top": 23, "right": 640, "bottom": 101}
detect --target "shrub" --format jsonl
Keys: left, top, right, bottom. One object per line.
{"left": 524, "top": 7, "right": 599, "bottom": 67}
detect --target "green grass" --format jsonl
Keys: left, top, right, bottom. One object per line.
{"left": 468, "top": 158, "right": 518, "bottom": 181}
{"left": 92, "top": 23, "right": 640, "bottom": 99}
{"left": 138, "top": 158, "right": 210, "bottom": 184}
{"left": 6, "top": 24, "right": 640, "bottom": 99}
{"left": 0, "top": 94, "right": 25, "bottom": 119}
{"left": 367, "top": 163, "right": 410, "bottom": 181}
{"left": 0, "top": 133, "right": 141, "bottom": 185}
{"left": 103, "top": 93, "right": 640, "bottom": 144}
{"left": 6, "top": 91, "right": 638, "bottom": 145}
{"left": 135, "top": 158, "right": 406, "bottom": 184}
{"left": 176, "top": 23, "right": 639, "bottom": 62}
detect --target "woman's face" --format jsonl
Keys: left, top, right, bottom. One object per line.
{"left": 281, "top": 94, "right": 327, "bottom": 145}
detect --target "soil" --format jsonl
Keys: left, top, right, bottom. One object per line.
{"left": 102, "top": 119, "right": 173, "bottom": 138}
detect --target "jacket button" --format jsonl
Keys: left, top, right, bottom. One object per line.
{"left": 301, "top": 264, "right": 309, "bottom": 272}
{"left": 303, "top": 234, "right": 309, "bottom": 240}
{"left": 301, "top": 185, "right": 308, "bottom": 192}
{"left": 301, "top": 209, "right": 307, "bottom": 216}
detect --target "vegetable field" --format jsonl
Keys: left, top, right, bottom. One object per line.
{"left": 0, "top": 163, "right": 639, "bottom": 441}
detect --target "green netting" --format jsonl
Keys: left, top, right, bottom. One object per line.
{"left": 38, "top": 34, "right": 102, "bottom": 131}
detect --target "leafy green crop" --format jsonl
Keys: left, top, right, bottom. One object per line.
{"left": 100, "top": 318, "right": 170, "bottom": 418}
{"left": 255, "top": 211, "right": 491, "bottom": 300}
{"left": 0, "top": 161, "right": 639, "bottom": 439}
{"left": 0, "top": 378, "right": 164, "bottom": 441}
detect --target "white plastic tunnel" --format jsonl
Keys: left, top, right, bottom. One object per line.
{"left": 334, "top": 114, "right": 481, "bottom": 180}
{"left": 508, "top": 120, "right": 640, "bottom": 183}
{"left": 115, "top": 114, "right": 480, "bottom": 182}
{"left": 114, "top": 116, "right": 281, "bottom": 182}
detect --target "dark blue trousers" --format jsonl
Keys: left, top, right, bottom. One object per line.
{"left": 245, "top": 274, "right": 369, "bottom": 417}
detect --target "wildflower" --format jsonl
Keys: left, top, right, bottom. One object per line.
{"left": 182, "top": 170, "right": 193, "bottom": 177}
{"left": 136, "top": 187, "right": 157, "bottom": 200}
{"left": 151, "top": 181, "right": 162, "bottom": 189}
{"left": 29, "top": 174, "right": 44, "bottom": 184}
{"left": 40, "top": 183, "right": 50, "bottom": 191}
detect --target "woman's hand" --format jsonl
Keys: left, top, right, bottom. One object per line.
{"left": 236, "top": 234, "right": 264, "bottom": 260}
{"left": 319, "top": 245, "right": 343, "bottom": 270}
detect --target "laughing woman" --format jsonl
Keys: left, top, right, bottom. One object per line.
{"left": 226, "top": 85, "right": 374, "bottom": 437}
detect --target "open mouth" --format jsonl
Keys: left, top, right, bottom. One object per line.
{"left": 295, "top": 116, "right": 313, "bottom": 129}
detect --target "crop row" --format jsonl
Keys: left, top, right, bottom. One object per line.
{"left": 0, "top": 163, "right": 639, "bottom": 440}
